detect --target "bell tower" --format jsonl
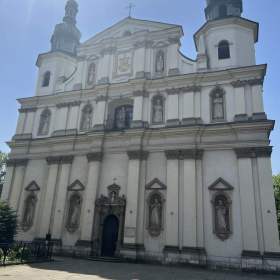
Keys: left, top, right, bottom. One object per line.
{"left": 51, "top": 0, "right": 81, "bottom": 55}
{"left": 205, "top": 0, "right": 243, "bottom": 21}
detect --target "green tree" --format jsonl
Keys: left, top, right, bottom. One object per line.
{"left": 0, "top": 201, "right": 17, "bottom": 244}
{"left": 273, "top": 174, "right": 280, "bottom": 239}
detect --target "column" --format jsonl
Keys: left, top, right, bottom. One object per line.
{"left": 122, "top": 150, "right": 148, "bottom": 257}
{"left": 132, "top": 90, "right": 147, "bottom": 128}
{"left": 38, "top": 157, "right": 60, "bottom": 238}
{"left": 66, "top": 102, "right": 81, "bottom": 132}
{"left": 94, "top": 96, "right": 107, "bottom": 130}
{"left": 251, "top": 80, "right": 266, "bottom": 120}
{"left": 53, "top": 106, "right": 68, "bottom": 136}
{"left": 133, "top": 42, "right": 145, "bottom": 78}
{"left": 8, "top": 159, "right": 28, "bottom": 211}
{"left": 97, "top": 47, "right": 115, "bottom": 84}
{"left": 231, "top": 82, "right": 247, "bottom": 121}
{"left": 24, "top": 109, "right": 36, "bottom": 135}
{"left": 79, "top": 152, "right": 103, "bottom": 244}
{"left": 15, "top": 110, "right": 26, "bottom": 135}
{"left": 166, "top": 89, "right": 179, "bottom": 126}
{"left": 256, "top": 148, "right": 279, "bottom": 253}
{"left": 1, "top": 164, "right": 15, "bottom": 201}
{"left": 52, "top": 156, "right": 73, "bottom": 241}
{"left": 235, "top": 149, "right": 259, "bottom": 253}
{"left": 165, "top": 150, "right": 179, "bottom": 252}
{"left": 182, "top": 89, "right": 195, "bottom": 125}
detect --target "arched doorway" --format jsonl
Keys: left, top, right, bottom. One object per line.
{"left": 101, "top": 215, "right": 119, "bottom": 257}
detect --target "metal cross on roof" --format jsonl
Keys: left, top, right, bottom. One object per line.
{"left": 126, "top": 2, "right": 136, "bottom": 17}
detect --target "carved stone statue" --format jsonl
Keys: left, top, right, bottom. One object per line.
{"left": 80, "top": 105, "right": 93, "bottom": 130}
{"left": 212, "top": 92, "right": 224, "bottom": 120}
{"left": 87, "top": 62, "right": 96, "bottom": 85}
{"left": 38, "top": 109, "right": 51, "bottom": 135}
{"left": 214, "top": 195, "right": 230, "bottom": 240}
{"left": 22, "top": 195, "right": 36, "bottom": 231}
{"left": 67, "top": 194, "right": 82, "bottom": 233}
{"left": 155, "top": 51, "right": 165, "bottom": 73}
{"left": 148, "top": 193, "right": 163, "bottom": 236}
{"left": 152, "top": 96, "right": 164, "bottom": 123}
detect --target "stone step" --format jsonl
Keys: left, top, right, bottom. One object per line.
{"left": 87, "top": 256, "right": 124, "bottom": 263}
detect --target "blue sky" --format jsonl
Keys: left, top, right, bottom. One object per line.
{"left": 0, "top": 0, "right": 279, "bottom": 173}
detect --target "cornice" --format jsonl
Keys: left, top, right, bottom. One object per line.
{"left": 87, "top": 152, "right": 103, "bottom": 162}
{"left": 231, "top": 78, "right": 263, "bottom": 88}
{"left": 235, "top": 146, "right": 272, "bottom": 158}
{"left": 165, "top": 149, "right": 204, "bottom": 160}
{"left": 46, "top": 155, "right": 74, "bottom": 165}
{"left": 6, "top": 158, "right": 29, "bottom": 167}
{"left": 127, "top": 150, "right": 149, "bottom": 160}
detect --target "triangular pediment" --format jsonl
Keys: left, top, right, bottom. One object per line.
{"left": 68, "top": 180, "right": 85, "bottom": 191}
{"left": 146, "top": 178, "right": 167, "bottom": 190}
{"left": 208, "top": 178, "right": 234, "bottom": 191}
{"left": 82, "top": 17, "right": 182, "bottom": 46}
{"left": 25, "top": 181, "right": 40, "bottom": 192}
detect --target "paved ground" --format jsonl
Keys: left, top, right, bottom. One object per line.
{"left": 0, "top": 257, "right": 279, "bottom": 280}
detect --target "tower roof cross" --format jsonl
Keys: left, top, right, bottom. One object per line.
{"left": 126, "top": 2, "right": 136, "bottom": 18}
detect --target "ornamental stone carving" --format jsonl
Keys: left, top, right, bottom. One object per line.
{"left": 165, "top": 149, "right": 204, "bottom": 160}
{"left": 87, "top": 152, "right": 103, "bottom": 162}
{"left": 6, "top": 158, "right": 29, "bottom": 167}
{"left": 56, "top": 101, "right": 81, "bottom": 108}
{"left": 18, "top": 107, "right": 37, "bottom": 113}
{"left": 155, "top": 50, "right": 165, "bottom": 73}
{"left": 80, "top": 104, "right": 93, "bottom": 131}
{"left": 38, "top": 109, "right": 51, "bottom": 136}
{"left": 234, "top": 146, "right": 272, "bottom": 158}
{"left": 46, "top": 155, "right": 74, "bottom": 165}
{"left": 231, "top": 78, "right": 263, "bottom": 88}
{"left": 87, "top": 62, "right": 96, "bottom": 86}
{"left": 152, "top": 95, "right": 165, "bottom": 124}
{"left": 127, "top": 150, "right": 149, "bottom": 160}
{"left": 66, "top": 194, "right": 82, "bottom": 233}
{"left": 210, "top": 87, "right": 225, "bottom": 121}
{"left": 22, "top": 194, "right": 37, "bottom": 232}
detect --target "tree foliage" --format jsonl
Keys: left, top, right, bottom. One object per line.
{"left": 0, "top": 201, "right": 17, "bottom": 244}
{"left": 273, "top": 174, "right": 280, "bottom": 238}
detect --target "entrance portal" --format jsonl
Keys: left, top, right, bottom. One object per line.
{"left": 101, "top": 215, "right": 119, "bottom": 257}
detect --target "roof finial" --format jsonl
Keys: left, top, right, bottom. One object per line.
{"left": 63, "top": 0, "right": 79, "bottom": 25}
{"left": 126, "top": 2, "right": 136, "bottom": 18}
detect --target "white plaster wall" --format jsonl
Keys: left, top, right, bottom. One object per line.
{"left": 203, "top": 150, "right": 242, "bottom": 259}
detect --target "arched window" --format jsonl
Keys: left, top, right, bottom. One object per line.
{"left": 152, "top": 95, "right": 165, "bottom": 124}
{"left": 21, "top": 195, "right": 37, "bottom": 232}
{"left": 80, "top": 104, "right": 93, "bottom": 131}
{"left": 218, "top": 40, "right": 230, "bottom": 60}
{"left": 212, "top": 194, "right": 232, "bottom": 240}
{"left": 42, "top": 71, "right": 51, "bottom": 87}
{"left": 114, "top": 105, "right": 133, "bottom": 130}
{"left": 66, "top": 194, "right": 82, "bottom": 233}
{"left": 147, "top": 192, "right": 163, "bottom": 237}
{"left": 38, "top": 108, "right": 51, "bottom": 136}
{"left": 211, "top": 87, "right": 225, "bottom": 122}
{"left": 219, "top": 5, "right": 228, "bottom": 18}
{"left": 87, "top": 62, "right": 96, "bottom": 86}
{"left": 155, "top": 50, "right": 165, "bottom": 73}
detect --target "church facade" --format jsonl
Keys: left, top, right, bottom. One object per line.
{"left": 2, "top": 0, "right": 280, "bottom": 269}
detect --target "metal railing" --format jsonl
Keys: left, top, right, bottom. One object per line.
{"left": 0, "top": 241, "right": 53, "bottom": 266}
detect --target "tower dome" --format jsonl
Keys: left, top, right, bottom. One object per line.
{"left": 205, "top": 0, "right": 243, "bottom": 21}
{"left": 50, "top": 0, "right": 81, "bottom": 55}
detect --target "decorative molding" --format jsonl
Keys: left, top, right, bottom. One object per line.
{"left": 133, "top": 90, "right": 149, "bottom": 97}
{"left": 242, "top": 250, "right": 262, "bottom": 258}
{"left": 165, "top": 149, "right": 204, "bottom": 160}
{"left": 235, "top": 146, "right": 272, "bottom": 158}
{"left": 166, "top": 88, "right": 181, "bottom": 95}
{"left": 95, "top": 95, "right": 107, "bottom": 102}
{"left": 231, "top": 78, "right": 263, "bottom": 88}
{"left": 100, "top": 46, "right": 117, "bottom": 56}
{"left": 87, "top": 152, "right": 103, "bottom": 162}
{"left": 6, "top": 158, "right": 29, "bottom": 167}
{"left": 166, "top": 85, "right": 201, "bottom": 95}
{"left": 46, "top": 155, "right": 74, "bottom": 165}
{"left": 25, "top": 181, "right": 40, "bottom": 192}
{"left": 68, "top": 179, "right": 85, "bottom": 192}
{"left": 208, "top": 177, "right": 234, "bottom": 191}
{"left": 127, "top": 150, "right": 149, "bottom": 160}
{"left": 168, "top": 37, "right": 181, "bottom": 44}
{"left": 56, "top": 101, "right": 81, "bottom": 108}
{"left": 181, "top": 247, "right": 206, "bottom": 255}
{"left": 145, "top": 178, "right": 167, "bottom": 190}
{"left": 12, "top": 134, "right": 33, "bottom": 141}
{"left": 18, "top": 107, "right": 37, "bottom": 113}
{"left": 134, "top": 40, "right": 153, "bottom": 49}
{"left": 263, "top": 252, "right": 280, "bottom": 259}
{"left": 163, "top": 246, "right": 180, "bottom": 253}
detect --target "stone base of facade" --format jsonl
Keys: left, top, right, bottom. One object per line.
{"left": 131, "top": 120, "right": 145, "bottom": 128}
{"left": 119, "top": 244, "right": 145, "bottom": 261}
{"left": 93, "top": 124, "right": 105, "bottom": 131}
{"left": 166, "top": 119, "right": 180, "bottom": 127}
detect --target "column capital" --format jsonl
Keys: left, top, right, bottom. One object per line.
{"left": 231, "top": 79, "right": 263, "bottom": 88}
{"left": 46, "top": 155, "right": 74, "bottom": 165}
{"left": 6, "top": 158, "right": 29, "bottom": 167}
{"left": 235, "top": 147, "right": 272, "bottom": 158}
{"left": 95, "top": 95, "right": 107, "bottom": 102}
{"left": 87, "top": 152, "right": 103, "bottom": 162}
{"left": 165, "top": 149, "right": 204, "bottom": 160}
{"left": 18, "top": 107, "right": 37, "bottom": 113}
{"left": 133, "top": 90, "right": 149, "bottom": 98}
{"left": 127, "top": 150, "right": 149, "bottom": 160}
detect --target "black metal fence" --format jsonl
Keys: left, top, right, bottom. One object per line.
{"left": 0, "top": 241, "right": 53, "bottom": 266}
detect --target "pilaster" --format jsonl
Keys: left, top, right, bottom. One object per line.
{"left": 93, "top": 95, "right": 107, "bottom": 130}
{"left": 166, "top": 89, "right": 179, "bottom": 126}
{"left": 131, "top": 91, "right": 148, "bottom": 128}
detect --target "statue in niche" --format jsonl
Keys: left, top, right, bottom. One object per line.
{"left": 214, "top": 195, "right": 230, "bottom": 239}
{"left": 38, "top": 109, "right": 51, "bottom": 135}
{"left": 22, "top": 195, "right": 37, "bottom": 231}
{"left": 212, "top": 91, "right": 225, "bottom": 120}
{"left": 110, "top": 191, "right": 117, "bottom": 203}
{"left": 80, "top": 105, "right": 93, "bottom": 130}
{"left": 155, "top": 50, "right": 165, "bottom": 73}
{"left": 148, "top": 193, "right": 163, "bottom": 237}
{"left": 152, "top": 96, "right": 164, "bottom": 123}
{"left": 87, "top": 62, "right": 96, "bottom": 85}
{"left": 66, "top": 194, "right": 82, "bottom": 233}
